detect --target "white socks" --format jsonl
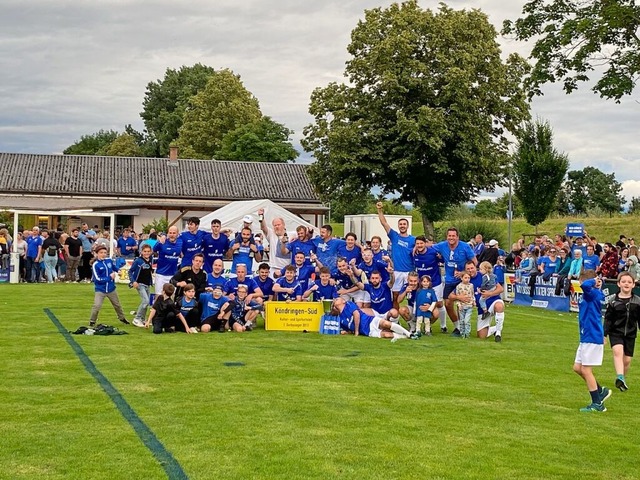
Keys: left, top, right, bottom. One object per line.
{"left": 390, "top": 322, "right": 411, "bottom": 337}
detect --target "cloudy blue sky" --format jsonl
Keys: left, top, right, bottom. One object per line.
{"left": 1, "top": 0, "right": 638, "bottom": 202}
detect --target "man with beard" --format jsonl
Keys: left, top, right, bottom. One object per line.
{"left": 433, "top": 228, "right": 477, "bottom": 337}
{"left": 413, "top": 235, "right": 447, "bottom": 333}
{"left": 377, "top": 201, "right": 415, "bottom": 309}
{"left": 229, "top": 227, "right": 262, "bottom": 275}
{"left": 450, "top": 261, "right": 505, "bottom": 342}
{"left": 312, "top": 225, "right": 345, "bottom": 274}
{"left": 170, "top": 253, "right": 207, "bottom": 300}
{"left": 355, "top": 270, "right": 395, "bottom": 315}
{"left": 597, "top": 243, "right": 619, "bottom": 279}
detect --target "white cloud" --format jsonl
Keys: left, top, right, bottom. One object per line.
{"left": 0, "top": 0, "right": 638, "bottom": 190}
{"left": 622, "top": 180, "right": 640, "bottom": 203}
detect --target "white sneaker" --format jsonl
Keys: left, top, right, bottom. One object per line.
{"left": 132, "top": 318, "right": 145, "bottom": 328}
{"left": 189, "top": 327, "right": 199, "bottom": 333}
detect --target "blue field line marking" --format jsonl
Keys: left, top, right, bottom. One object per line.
{"left": 44, "top": 309, "right": 189, "bottom": 480}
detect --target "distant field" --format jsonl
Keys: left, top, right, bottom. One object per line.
{"left": 332, "top": 215, "right": 636, "bottom": 244}
{"left": 1, "top": 283, "right": 639, "bottom": 479}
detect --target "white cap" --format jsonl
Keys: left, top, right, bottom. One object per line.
{"left": 242, "top": 215, "right": 253, "bottom": 224}
{"left": 489, "top": 239, "right": 499, "bottom": 247}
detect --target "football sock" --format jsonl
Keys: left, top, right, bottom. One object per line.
{"left": 453, "top": 320, "right": 459, "bottom": 330}
{"left": 439, "top": 307, "right": 446, "bottom": 328}
{"left": 617, "top": 374, "right": 625, "bottom": 381}
{"left": 390, "top": 322, "right": 411, "bottom": 337}
{"left": 589, "top": 389, "right": 600, "bottom": 405}
{"left": 495, "top": 312, "right": 505, "bottom": 333}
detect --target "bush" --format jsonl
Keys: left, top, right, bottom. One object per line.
{"left": 141, "top": 217, "right": 169, "bottom": 234}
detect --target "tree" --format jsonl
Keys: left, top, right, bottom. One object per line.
{"left": 513, "top": 120, "right": 569, "bottom": 227}
{"left": 102, "top": 133, "right": 144, "bottom": 157}
{"left": 330, "top": 192, "right": 376, "bottom": 223}
{"left": 503, "top": 0, "right": 640, "bottom": 101}
{"left": 176, "top": 69, "right": 262, "bottom": 159}
{"left": 563, "top": 166, "right": 625, "bottom": 216}
{"left": 302, "top": 1, "right": 530, "bottom": 237}
{"left": 629, "top": 196, "right": 640, "bottom": 215}
{"left": 494, "top": 193, "right": 524, "bottom": 219}
{"left": 63, "top": 130, "right": 119, "bottom": 155}
{"left": 473, "top": 199, "right": 500, "bottom": 218}
{"left": 216, "top": 116, "right": 298, "bottom": 162}
{"left": 140, "top": 64, "right": 216, "bottom": 156}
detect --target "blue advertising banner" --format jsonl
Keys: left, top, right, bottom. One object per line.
{"left": 565, "top": 223, "right": 584, "bottom": 237}
{"left": 514, "top": 277, "right": 640, "bottom": 313}
{"left": 513, "top": 277, "right": 571, "bottom": 311}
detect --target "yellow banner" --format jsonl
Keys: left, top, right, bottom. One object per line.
{"left": 264, "top": 301, "right": 323, "bottom": 332}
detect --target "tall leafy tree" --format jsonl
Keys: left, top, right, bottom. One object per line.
{"left": 563, "top": 166, "right": 625, "bottom": 216}
{"left": 473, "top": 200, "right": 500, "bottom": 219}
{"left": 216, "top": 116, "right": 298, "bottom": 162}
{"left": 63, "top": 130, "right": 119, "bottom": 155}
{"left": 513, "top": 120, "right": 569, "bottom": 227}
{"left": 503, "top": 0, "right": 640, "bottom": 101}
{"left": 302, "top": 1, "right": 530, "bottom": 236}
{"left": 102, "top": 133, "right": 144, "bottom": 157}
{"left": 494, "top": 193, "right": 524, "bottom": 219}
{"left": 629, "top": 196, "right": 640, "bottom": 215}
{"left": 176, "top": 69, "right": 262, "bottom": 159}
{"left": 140, "top": 63, "right": 216, "bottom": 156}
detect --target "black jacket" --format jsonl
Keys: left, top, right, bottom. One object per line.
{"left": 604, "top": 294, "right": 640, "bottom": 339}
{"left": 170, "top": 267, "right": 207, "bottom": 299}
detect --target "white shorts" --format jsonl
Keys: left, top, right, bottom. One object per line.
{"left": 368, "top": 314, "right": 384, "bottom": 338}
{"left": 575, "top": 343, "right": 604, "bottom": 366}
{"left": 433, "top": 283, "right": 444, "bottom": 301}
{"left": 392, "top": 271, "right": 410, "bottom": 292}
{"left": 360, "top": 291, "right": 371, "bottom": 304}
{"left": 476, "top": 299, "right": 504, "bottom": 331}
{"left": 351, "top": 289, "right": 367, "bottom": 304}
{"left": 154, "top": 273, "right": 173, "bottom": 295}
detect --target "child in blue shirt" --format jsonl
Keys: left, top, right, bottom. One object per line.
{"left": 414, "top": 275, "right": 439, "bottom": 337}
{"left": 573, "top": 277, "right": 611, "bottom": 412}
{"left": 88, "top": 245, "right": 129, "bottom": 327}
{"left": 199, "top": 285, "right": 230, "bottom": 333}
{"left": 478, "top": 261, "right": 498, "bottom": 320}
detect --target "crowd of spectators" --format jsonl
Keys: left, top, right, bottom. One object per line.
{"left": 505, "top": 232, "right": 640, "bottom": 295}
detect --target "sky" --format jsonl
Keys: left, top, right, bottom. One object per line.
{"left": 1, "top": 0, "right": 639, "bottom": 203}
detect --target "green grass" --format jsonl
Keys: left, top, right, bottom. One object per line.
{"left": 1, "top": 284, "right": 639, "bottom": 479}
{"left": 333, "top": 214, "right": 636, "bottom": 244}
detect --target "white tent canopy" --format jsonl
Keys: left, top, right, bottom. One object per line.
{"left": 198, "top": 199, "right": 317, "bottom": 236}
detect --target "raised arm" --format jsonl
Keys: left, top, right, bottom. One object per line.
{"left": 376, "top": 201, "right": 391, "bottom": 234}
{"left": 258, "top": 208, "right": 269, "bottom": 236}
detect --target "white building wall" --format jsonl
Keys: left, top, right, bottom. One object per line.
{"left": 344, "top": 214, "right": 413, "bottom": 243}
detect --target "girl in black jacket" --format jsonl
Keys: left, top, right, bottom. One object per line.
{"left": 604, "top": 272, "right": 640, "bottom": 392}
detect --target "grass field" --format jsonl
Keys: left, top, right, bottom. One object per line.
{"left": 1, "top": 284, "right": 639, "bottom": 480}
